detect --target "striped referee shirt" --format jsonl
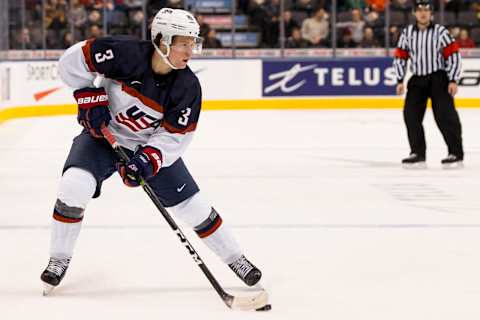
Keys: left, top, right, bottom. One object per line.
{"left": 393, "top": 23, "right": 462, "bottom": 83}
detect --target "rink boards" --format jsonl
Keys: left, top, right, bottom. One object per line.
{"left": 1, "top": 57, "right": 480, "bottom": 122}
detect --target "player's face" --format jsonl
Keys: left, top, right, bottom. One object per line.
{"left": 169, "top": 36, "right": 196, "bottom": 69}
{"left": 414, "top": 6, "right": 432, "bottom": 26}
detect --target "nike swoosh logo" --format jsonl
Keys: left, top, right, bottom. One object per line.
{"left": 33, "top": 87, "right": 62, "bottom": 101}
{"left": 176, "top": 184, "right": 186, "bottom": 192}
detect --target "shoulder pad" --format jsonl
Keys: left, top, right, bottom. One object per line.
{"left": 84, "top": 36, "right": 151, "bottom": 80}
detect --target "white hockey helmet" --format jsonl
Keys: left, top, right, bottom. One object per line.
{"left": 151, "top": 8, "right": 202, "bottom": 55}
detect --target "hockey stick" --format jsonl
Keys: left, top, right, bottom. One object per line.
{"left": 101, "top": 126, "right": 270, "bottom": 311}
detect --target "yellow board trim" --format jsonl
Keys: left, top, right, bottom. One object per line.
{"left": 1, "top": 98, "right": 480, "bottom": 123}
{"left": 0, "top": 104, "right": 76, "bottom": 123}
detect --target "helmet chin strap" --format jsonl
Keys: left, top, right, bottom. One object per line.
{"left": 153, "top": 42, "right": 179, "bottom": 70}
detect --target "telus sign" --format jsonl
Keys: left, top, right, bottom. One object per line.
{"left": 262, "top": 58, "right": 397, "bottom": 96}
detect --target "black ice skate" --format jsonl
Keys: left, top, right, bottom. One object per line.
{"left": 228, "top": 255, "right": 262, "bottom": 287}
{"left": 40, "top": 257, "right": 71, "bottom": 296}
{"left": 441, "top": 154, "right": 464, "bottom": 169}
{"left": 401, "top": 153, "right": 426, "bottom": 169}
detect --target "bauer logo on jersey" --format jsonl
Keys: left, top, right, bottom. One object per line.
{"left": 262, "top": 59, "right": 397, "bottom": 96}
{"left": 115, "top": 105, "right": 161, "bottom": 132}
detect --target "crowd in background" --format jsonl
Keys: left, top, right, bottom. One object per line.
{"left": 8, "top": 0, "right": 480, "bottom": 50}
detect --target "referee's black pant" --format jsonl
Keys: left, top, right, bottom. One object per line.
{"left": 403, "top": 70, "right": 464, "bottom": 159}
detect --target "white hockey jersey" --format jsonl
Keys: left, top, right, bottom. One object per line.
{"left": 58, "top": 36, "right": 202, "bottom": 168}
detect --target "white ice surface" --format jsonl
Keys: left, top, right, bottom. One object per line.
{"left": 1, "top": 109, "right": 480, "bottom": 320}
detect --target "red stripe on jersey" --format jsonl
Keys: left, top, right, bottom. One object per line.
{"left": 121, "top": 83, "right": 164, "bottom": 113}
{"left": 115, "top": 114, "right": 139, "bottom": 132}
{"left": 162, "top": 121, "right": 197, "bottom": 134}
{"left": 442, "top": 41, "right": 459, "bottom": 59}
{"left": 82, "top": 39, "right": 96, "bottom": 72}
{"left": 394, "top": 48, "right": 409, "bottom": 60}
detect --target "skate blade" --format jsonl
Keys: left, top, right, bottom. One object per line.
{"left": 442, "top": 161, "right": 464, "bottom": 170}
{"left": 402, "top": 162, "right": 427, "bottom": 169}
{"left": 42, "top": 283, "right": 55, "bottom": 296}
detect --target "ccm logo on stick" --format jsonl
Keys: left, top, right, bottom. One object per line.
{"left": 77, "top": 95, "right": 108, "bottom": 104}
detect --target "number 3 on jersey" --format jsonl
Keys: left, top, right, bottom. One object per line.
{"left": 95, "top": 49, "right": 114, "bottom": 63}
{"left": 178, "top": 107, "right": 191, "bottom": 126}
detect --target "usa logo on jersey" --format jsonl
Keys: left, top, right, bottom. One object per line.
{"left": 115, "top": 106, "right": 161, "bottom": 132}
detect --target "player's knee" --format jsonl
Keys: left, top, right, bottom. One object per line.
{"left": 171, "top": 192, "right": 215, "bottom": 229}
{"left": 53, "top": 167, "right": 97, "bottom": 223}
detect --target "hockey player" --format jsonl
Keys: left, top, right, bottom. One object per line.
{"left": 40, "top": 8, "right": 262, "bottom": 294}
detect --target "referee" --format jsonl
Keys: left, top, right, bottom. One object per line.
{"left": 394, "top": 0, "right": 464, "bottom": 169}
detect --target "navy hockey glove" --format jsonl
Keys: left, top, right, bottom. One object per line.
{"left": 118, "top": 146, "right": 163, "bottom": 187}
{"left": 74, "top": 87, "right": 111, "bottom": 138}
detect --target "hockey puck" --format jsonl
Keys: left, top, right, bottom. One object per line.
{"left": 255, "top": 304, "right": 272, "bottom": 312}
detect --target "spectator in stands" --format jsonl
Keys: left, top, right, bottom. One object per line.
{"left": 26, "top": 1, "right": 43, "bottom": 28}
{"left": 71, "top": 0, "right": 87, "bottom": 39}
{"left": 85, "top": 0, "right": 105, "bottom": 10}
{"left": 61, "top": 31, "right": 75, "bottom": 49}
{"left": 391, "top": 0, "right": 412, "bottom": 12}
{"left": 23, "top": 1, "right": 43, "bottom": 48}
{"left": 445, "top": 0, "right": 468, "bottom": 13}
{"left": 103, "top": 0, "right": 116, "bottom": 26}
{"left": 338, "top": 28, "right": 357, "bottom": 48}
{"left": 295, "top": 0, "right": 321, "bottom": 14}
{"left": 366, "top": 0, "right": 385, "bottom": 12}
{"left": 301, "top": 7, "right": 329, "bottom": 47}
{"left": 285, "top": 26, "right": 310, "bottom": 48}
{"left": 195, "top": 14, "right": 211, "bottom": 39}
{"left": 123, "top": 0, "right": 143, "bottom": 9}
{"left": 457, "top": 28, "right": 476, "bottom": 48}
{"left": 11, "top": 27, "right": 39, "bottom": 49}
{"left": 166, "top": 0, "right": 183, "bottom": 9}
{"left": 204, "top": 29, "right": 223, "bottom": 48}
{"left": 336, "top": 8, "right": 365, "bottom": 44}
{"left": 449, "top": 26, "right": 460, "bottom": 39}
{"left": 364, "top": 8, "right": 383, "bottom": 29}
{"left": 88, "top": 24, "right": 103, "bottom": 38}
{"left": 248, "top": 0, "right": 267, "bottom": 42}
{"left": 249, "top": 0, "right": 280, "bottom": 47}
{"left": 238, "top": 0, "right": 250, "bottom": 14}
{"left": 359, "top": 26, "right": 380, "bottom": 47}
{"left": 389, "top": 25, "right": 401, "bottom": 47}
{"left": 342, "top": 0, "right": 366, "bottom": 10}
{"left": 88, "top": 9, "right": 103, "bottom": 26}
{"left": 129, "top": 9, "right": 144, "bottom": 38}
{"left": 28, "top": 22, "right": 43, "bottom": 49}
{"left": 282, "top": 10, "right": 300, "bottom": 39}
{"left": 44, "top": 0, "right": 69, "bottom": 48}
{"left": 364, "top": 7, "right": 384, "bottom": 43}
{"left": 45, "top": 0, "right": 67, "bottom": 31}
{"left": 261, "top": 0, "right": 283, "bottom": 47}
{"left": 471, "top": 1, "right": 480, "bottom": 15}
